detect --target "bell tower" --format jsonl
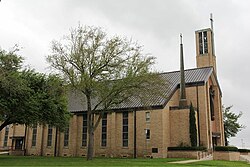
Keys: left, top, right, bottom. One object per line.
{"left": 195, "top": 14, "right": 217, "bottom": 74}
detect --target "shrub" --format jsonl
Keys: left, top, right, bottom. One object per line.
{"left": 189, "top": 103, "right": 197, "bottom": 147}
{"left": 168, "top": 146, "right": 206, "bottom": 151}
{"left": 238, "top": 149, "right": 250, "bottom": 153}
{"left": 214, "top": 146, "right": 238, "bottom": 152}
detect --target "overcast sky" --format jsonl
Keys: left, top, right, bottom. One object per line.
{"left": 0, "top": 0, "right": 249, "bottom": 148}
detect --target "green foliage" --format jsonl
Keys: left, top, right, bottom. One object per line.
{"left": 189, "top": 103, "right": 197, "bottom": 147}
{"left": 223, "top": 105, "right": 245, "bottom": 145}
{"left": 47, "top": 25, "right": 164, "bottom": 160}
{"left": 214, "top": 146, "right": 238, "bottom": 152}
{"left": 0, "top": 48, "right": 70, "bottom": 131}
{"left": 0, "top": 45, "right": 23, "bottom": 72}
{"left": 168, "top": 146, "right": 206, "bottom": 151}
{"left": 238, "top": 149, "right": 250, "bottom": 153}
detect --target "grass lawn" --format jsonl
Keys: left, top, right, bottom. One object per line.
{"left": 0, "top": 155, "right": 249, "bottom": 166}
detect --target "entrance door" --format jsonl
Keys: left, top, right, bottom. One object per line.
{"left": 15, "top": 139, "right": 23, "bottom": 150}
{"left": 212, "top": 137, "right": 217, "bottom": 148}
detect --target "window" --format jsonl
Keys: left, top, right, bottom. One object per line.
{"left": 64, "top": 126, "right": 69, "bottom": 147}
{"left": 3, "top": 125, "right": 9, "bottom": 147}
{"left": 47, "top": 125, "right": 53, "bottom": 147}
{"left": 203, "top": 31, "right": 208, "bottom": 53}
{"left": 146, "top": 112, "right": 150, "bottom": 122}
{"left": 199, "top": 32, "right": 203, "bottom": 54}
{"left": 82, "top": 113, "right": 88, "bottom": 147}
{"left": 209, "top": 86, "right": 215, "bottom": 121}
{"left": 122, "top": 112, "right": 128, "bottom": 147}
{"left": 198, "top": 31, "right": 208, "bottom": 55}
{"left": 145, "top": 129, "right": 150, "bottom": 140}
{"left": 32, "top": 126, "right": 37, "bottom": 147}
{"left": 101, "top": 113, "right": 107, "bottom": 147}
{"left": 152, "top": 148, "right": 158, "bottom": 153}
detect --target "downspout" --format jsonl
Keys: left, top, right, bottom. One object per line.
{"left": 196, "top": 86, "right": 201, "bottom": 146}
{"left": 133, "top": 110, "right": 137, "bottom": 159}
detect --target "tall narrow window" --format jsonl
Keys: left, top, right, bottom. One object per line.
{"left": 101, "top": 113, "right": 107, "bottom": 147}
{"left": 122, "top": 111, "right": 128, "bottom": 147}
{"left": 203, "top": 31, "right": 208, "bottom": 53}
{"left": 64, "top": 126, "right": 69, "bottom": 147}
{"left": 32, "top": 126, "right": 37, "bottom": 147}
{"left": 146, "top": 112, "right": 150, "bottom": 122}
{"left": 145, "top": 129, "right": 150, "bottom": 140}
{"left": 3, "top": 125, "right": 9, "bottom": 147}
{"left": 47, "top": 125, "right": 53, "bottom": 146}
{"left": 82, "top": 113, "right": 87, "bottom": 147}
{"left": 198, "top": 31, "right": 208, "bottom": 54}
{"left": 209, "top": 86, "right": 215, "bottom": 121}
{"left": 199, "top": 32, "right": 203, "bottom": 54}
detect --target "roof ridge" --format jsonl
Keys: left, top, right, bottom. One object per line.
{"left": 158, "top": 66, "right": 213, "bottom": 75}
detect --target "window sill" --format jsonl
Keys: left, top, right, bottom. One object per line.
{"left": 100, "top": 146, "right": 107, "bottom": 149}
{"left": 80, "top": 146, "right": 87, "bottom": 149}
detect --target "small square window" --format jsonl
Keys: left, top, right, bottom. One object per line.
{"left": 152, "top": 148, "right": 158, "bottom": 153}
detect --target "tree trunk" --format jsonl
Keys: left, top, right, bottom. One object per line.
{"left": 86, "top": 93, "right": 94, "bottom": 160}
{"left": 0, "top": 119, "right": 11, "bottom": 132}
{"left": 225, "top": 135, "right": 228, "bottom": 146}
{"left": 87, "top": 125, "right": 94, "bottom": 160}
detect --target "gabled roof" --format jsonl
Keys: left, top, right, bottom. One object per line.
{"left": 68, "top": 67, "right": 214, "bottom": 113}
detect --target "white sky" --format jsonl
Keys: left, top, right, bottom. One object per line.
{"left": 0, "top": 0, "right": 249, "bottom": 148}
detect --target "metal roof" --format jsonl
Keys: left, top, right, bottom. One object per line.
{"left": 68, "top": 67, "right": 213, "bottom": 113}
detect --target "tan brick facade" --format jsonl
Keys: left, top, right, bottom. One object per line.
{"left": 0, "top": 75, "right": 224, "bottom": 157}
{"left": 0, "top": 27, "right": 225, "bottom": 158}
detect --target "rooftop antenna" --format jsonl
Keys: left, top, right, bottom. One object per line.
{"left": 180, "top": 33, "right": 183, "bottom": 44}
{"left": 210, "top": 13, "right": 214, "bottom": 31}
{"left": 210, "top": 13, "right": 215, "bottom": 56}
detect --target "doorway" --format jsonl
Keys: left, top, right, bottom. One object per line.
{"left": 15, "top": 139, "right": 23, "bottom": 150}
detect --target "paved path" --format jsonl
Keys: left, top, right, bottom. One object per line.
{"left": 0, "top": 151, "right": 9, "bottom": 155}
{"left": 169, "top": 159, "right": 207, "bottom": 164}
{"left": 169, "top": 155, "right": 213, "bottom": 164}
{"left": 240, "top": 155, "right": 250, "bottom": 163}
{"left": 170, "top": 155, "right": 250, "bottom": 164}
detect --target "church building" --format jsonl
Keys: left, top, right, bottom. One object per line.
{"left": 0, "top": 19, "right": 225, "bottom": 158}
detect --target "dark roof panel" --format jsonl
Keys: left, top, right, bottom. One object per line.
{"left": 68, "top": 67, "right": 213, "bottom": 113}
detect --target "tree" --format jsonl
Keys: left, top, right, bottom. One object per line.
{"left": 223, "top": 105, "right": 245, "bottom": 146}
{"left": 0, "top": 47, "right": 70, "bottom": 132}
{"left": 189, "top": 103, "right": 197, "bottom": 147}
{"left": 47, "top": 25, "right": 163, "bottom": 160}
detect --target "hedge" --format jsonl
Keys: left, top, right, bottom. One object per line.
{"left": 168, "top": 146, "right": 206, "bottom": 151}
{"left": 214, "top": 146, "right": 238, "bottom": 152}
{"left": 238, "top": 149, "right": 250, "bottom": 153}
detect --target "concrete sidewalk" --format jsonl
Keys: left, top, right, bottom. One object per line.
{"left": 169, "top": 155, "right": 213, "bottom": 164}
{"left": 0, "top": 151, "right": 9, "bottom": 155}
{"left": 169, "top": 159, "right": 207, "bottom": 164}
{"left": 240, "top": 155, "right": 250, "bottom": 163}
{"left": 170, "top": 155, "right": 250, "bottom": 164}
